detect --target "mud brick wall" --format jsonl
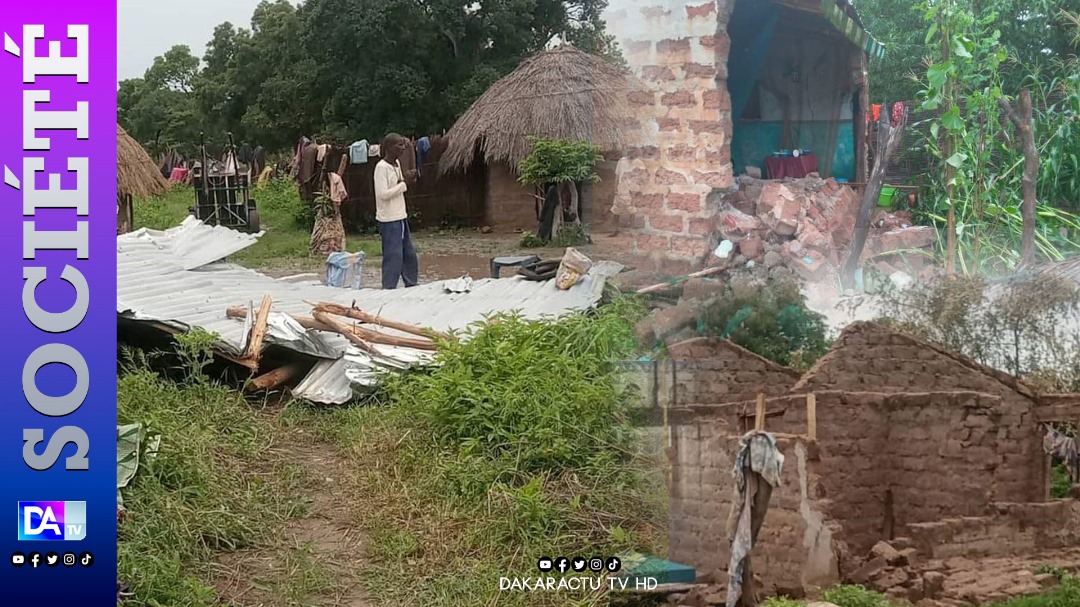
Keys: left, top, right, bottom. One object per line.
{"left": 604, "top": 0, "right": 734, "bottom": 269}
{"left": 668, "top": 429, "right": 841, "bottom": 595}
{"left": 794, "top": 322, "right": 1047, "bottom": 504}
{"left": 905, "top": 500, "right": 1080, "bottom": 560}
{"left": 669, "top": 390, "right": 1027, "bottom": 577}
{"left": 667, "top": 337, "right": 801, "bottom": 406}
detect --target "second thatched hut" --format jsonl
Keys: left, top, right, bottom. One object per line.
{"left": 117, "top": 124, "right": 170, "bottom": 234}
{"left": 441, "top": 45, "right": 646, "bottom": 231}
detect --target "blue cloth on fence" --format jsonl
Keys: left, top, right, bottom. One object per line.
{"left": 326, "top": 252, "right": 365, "bottom": 289}
{"left": 415, "top": 136, "right": 431, "bottom": 175}
{"left": 349, "top": 140, "right": 369, "bottom": 164}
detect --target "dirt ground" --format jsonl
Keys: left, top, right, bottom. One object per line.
{"left": 262, "top": 230, "right": 639, "bottom": 285}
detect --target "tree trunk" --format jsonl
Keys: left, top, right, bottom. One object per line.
{"left": 999, "top": 89, "right": 1038, "bottom": 267}
{"left": 842, "top": 107, "right": 905, "bottom": 290}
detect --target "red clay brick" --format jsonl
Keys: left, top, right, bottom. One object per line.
{"left": 686, "top": 2, "right": 717, "bottom": 18}
{"left": 628, "top": 90, "right": 656, "bottom": 106}
{"left": 647, "top": 213, "right": 686, "bottom": 233}
{"left": 635, "top": 193, "right": 665, "bottom": 212}
{"left": 642, "top": 65, "right": 676, "bottom": 82}
{"left": 668, "top": 145, "right": 698, "bottom": 162}
{"left": 626, "top": 146, "right": 660, "bottom": 160}
{"left": 702, "top": 89, "right": 724, "bottom": 109}
{"left": 661, "top": 91, "right": 696, "bottom": 108}
{"left": 699, "top": 35, "right": 717, "bottom": 49}
{"left": 655, "top": 168, "right": 688, "bottom": 185}
{"left": 667, "top": 193, "right": 704, "bottom": 212}
{"left": 704, "top": 147, "right": 731, "bottom": 164}
{"left": 689, "top": 120, "right": 724, "bottom": 134}
{"left": 688, "top": 217, "right": 714, "bottom": 236}
{"left": 670, "top": 235, "right": 705, "bottom": 258}
{"left": 636, "top": 234, "right": 671, "bottom": 253}
{"left": 657, "top": 38, "right": 692, "bottom": 57}
{"left": 692, "top": 170, "right": 731, "bottom": 188}
{"left": 683, "top": 63, "right": 716, "bottom": 79}
{"left": 624, "top": 168, "right": 649, "bottom": 185}
{"left": 658, "top": 117, "right": 681, "bottom": 131}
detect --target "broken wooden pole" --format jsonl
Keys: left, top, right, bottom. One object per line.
{"left": 227, "top": 305, "right": 437, "bottom": 350}
{"left": 806, "top": 393, "right": 817, "bottom": 441}
{"left": 632, "top": 265, "right": 730, "bottom": 296}
{"left": 241, "top": 295, "right": 273, "bottom": 365}
{"left": 842, "top": 104, "right": 906, "bottom": 290}
{"left": 311, "top": 302, "right": 452, "bottom": 341}
{"left": 246, "top": 361, "right": 307, "bottom": 393}
{"left": 755, "top": 393, "right": 766, "bottom": 431}
{"left": 999, "top": 89, "right": 1038, "bottom": 267}
{"left": 311, "top": 310, "right": 380, "bottom": 355}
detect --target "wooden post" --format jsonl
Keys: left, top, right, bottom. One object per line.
{"left": 242, "top": 295, "right": 273, "bottom": 365}
{"left": 755, "top": 393, "right": 766, "bottom": 431}
{"left": 246, "top": 361, "right": 307, "bottom": 392}
{"left": 842, "top": 105, "right": 906, "bottom": 290}
{"left": 999, "top": 89, "right": 1038, "bottom": 266}
{"left": 806, "top": 393, "right": 817, "bottom": 441}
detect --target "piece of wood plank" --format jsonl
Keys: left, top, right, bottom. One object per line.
{"left": 755, "top": 393, "right": 766, "bottom": 431}
{"left": 807, "top": 393, "right": 817, "bottom": 441}
{"left": 242, "top": 295, "right": 273, "bottom": 365}
{"left": 227, "top": 305, "right": 437, "bottom": 350}
{"left": 246, "top": 361, "right": 307, "bottom": 392}
{"left": 632, "top": 265, "right": 730, "bottom": 296}
{"left": 311, "top": 310, "right": 380, "bottom": 355}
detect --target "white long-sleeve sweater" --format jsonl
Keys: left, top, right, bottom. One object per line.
{"left": 373, "top": 159, "right": 408, "bottom": 222}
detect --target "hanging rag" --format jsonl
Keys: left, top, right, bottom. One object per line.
{"left": 316, "top": 143, "right": 329, "bottom": 163}
{"left": 415, "top": 136, "right": 431, "bottom": 176}
{"left": 398, "top": 139, "right": 417, "bottom": 175}
{"left": 726, "top": 430, "right": 784, "bottom": 607}
{"left": 1043, "top": 425, "right": 1080, "bottom": 483}
{"left": 349, "top": 140, "right": 369, "bottom": 164}
{"left": 252, "top": 145, "right": 266, "bottom": 177}
{"left": 328, "top": 172, "right": 348, "bottom": 204}
{"left": 238, "top": 143, "right": 253, "bottom": 165}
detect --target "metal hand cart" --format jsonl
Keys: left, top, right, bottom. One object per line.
{"left": 189, "top": 132, "right": 260, "bottom": 232}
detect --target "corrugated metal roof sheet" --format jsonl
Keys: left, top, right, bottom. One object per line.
{"left": 117, "top": 219, "right": 622, "bottom": 404}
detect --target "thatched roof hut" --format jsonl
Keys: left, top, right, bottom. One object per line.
{"left": 441, "top": 45, "right": 647, "bottom": 174}
{"left": 117, "top": 124, "right": 169, "bottom": 198}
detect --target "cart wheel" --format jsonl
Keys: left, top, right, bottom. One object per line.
{"left": 247, "top": 208, "right": 261, "bottom": 233}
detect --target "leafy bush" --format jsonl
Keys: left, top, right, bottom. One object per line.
{"left": 517, "top": 137, "right": 603, "bottom": 187}
{"left": 822, "top": 585, "right": 896, "bottom": 607}
{"left": 385, "top": 298, "right": 647, "bottom": 477}
{"left": 761, "top": 597, "right": 804, "bottom": 607}
{"left": 876, "top": 274, "right": 1080, "bottom": 382}
{"left": 698, "top": 276, "right": 831, "bottom": 369}
{"left": 254, "top": 177, "right": 314, "bottom": 230}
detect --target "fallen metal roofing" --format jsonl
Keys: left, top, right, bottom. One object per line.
{"left": 117, "top": 219, "right": 622, "bottom": 404}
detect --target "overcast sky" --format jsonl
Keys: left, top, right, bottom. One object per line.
{"left": 117, "top": 0, "right": 269, "bottom": 82}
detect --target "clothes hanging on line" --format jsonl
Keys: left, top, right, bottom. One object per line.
{"left": 1044, "top": 425, "right": 1080, "bottom": 483}
{"left": 415, "top": 136, "right": 430, "bottom": 175}
{"left": 349, "top": 140, "right": 369, "bottom": 164}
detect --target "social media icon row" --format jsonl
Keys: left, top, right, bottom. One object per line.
{"left": 11, "top": 551, "right": 92, "bottom": 568}
{"left": 537, "top": 556, "right": 620, "bottom": 573}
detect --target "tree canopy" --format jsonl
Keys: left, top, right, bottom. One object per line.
{"left": 119, "top": 0, "right": 619, "bottom": 157}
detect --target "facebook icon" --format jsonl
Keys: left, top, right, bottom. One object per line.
{"left": 18, "top": 501, "right": 86, "bottom": 541}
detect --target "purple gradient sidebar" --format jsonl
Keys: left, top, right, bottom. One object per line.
{"left": 0, "top": 3, "right": 116, "bottom": 604}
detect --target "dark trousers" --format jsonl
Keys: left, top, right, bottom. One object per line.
{"left": 378, "top": 219, "right": 418, "bottom": 289}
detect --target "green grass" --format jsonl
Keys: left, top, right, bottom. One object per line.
{"left": 132, "top": 179, "right": 381, "bottom": 273}
{"left": 991, "top": 573, "right": 1080, "bottom": 607}
{"left": 280, "top": 298, "right": 668, "bottom": 606}
{"left": 116, "top": 339, "right": 326, "bottom": 607}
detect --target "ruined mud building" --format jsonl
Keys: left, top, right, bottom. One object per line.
{"left": 648, "top": 323, "right": 1080, "bottom": 604}
{"left": 603, "top": 0, "right": 886, "bottom": 270}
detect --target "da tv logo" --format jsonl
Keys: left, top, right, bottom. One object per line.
{"left": 18, "top": 502, "right": 86, "bottom": 541}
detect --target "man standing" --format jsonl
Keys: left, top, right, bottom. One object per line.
{"left": 374, "top": 133, "right": 419, "bottom": 289}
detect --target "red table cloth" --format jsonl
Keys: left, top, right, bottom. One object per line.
{"left": 764, "top": 153, "right": 818, "bottom": 179}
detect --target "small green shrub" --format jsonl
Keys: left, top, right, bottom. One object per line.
{"left": 761, "top": 597, "right": 804, "bottom": 607}
{"left": 822, "top": 584, "right": 896, "bottom": 607}
{"left": 698, "top": 276, "right": 831, "bottom": 369}
{"left": 254, "top": 177, "right": 314, "bottom": 230}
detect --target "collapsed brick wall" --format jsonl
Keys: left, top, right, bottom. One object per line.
{"left": 906, "top": 500, "right": 1080, "bottom": 560}
{"left": 604, "top": 0, "right": 735, "bottom": 269}
{"left": 668, "top": 431, "right": 841, "bottom": 595}
{"left": 794, "top": 322, "right": 1047, "bottom": 503}
{"left": 667, "top": 337, "right": 801, "bottom": 405}
{"left": 668, "top": 391, "right": 1023, "bottom": 579}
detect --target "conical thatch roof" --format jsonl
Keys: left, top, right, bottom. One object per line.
{"left": 441, "top": 45, "right": 648, "bottom": 173}
{"left": 117, "top": 124, "right": 169, "bottom": 198}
